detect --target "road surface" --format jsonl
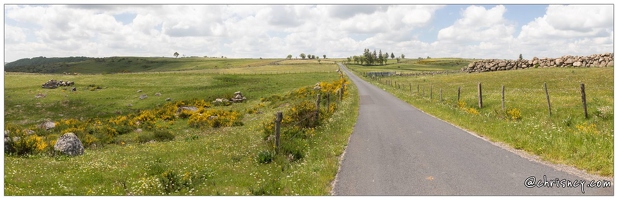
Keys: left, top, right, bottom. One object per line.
{"left": 332, "top": 63, "right": 613, "bottom": 195}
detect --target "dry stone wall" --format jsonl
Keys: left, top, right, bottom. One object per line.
{"left": 462, "top": 53, "right": 613, "bottom": 73}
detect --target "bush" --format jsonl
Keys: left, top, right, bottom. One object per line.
{"left": 137, "top": 133, "right": 155, "bottom": 143}
{"left": 507, "top": 108, "right": 522, "bottom": 120}
{"left": 283, "top": 101, "right": 318, "bottom": 128}
{"left": 4, "top": 126, "right": 49, "bottom": 156}
{"left": 153, "top": 130, "right": 175, "bottom": 142}
{"left": 188, "top": 109, "right": 242, "bottom": 128}
{"left": 256, "top": 150, "right": 275, "bottom": 164}
{"left": 280, "top": 137, "right": 306, "bottom": 162}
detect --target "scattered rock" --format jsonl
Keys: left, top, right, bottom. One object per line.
{"left": 139, "top": 94, "right": 148, "bottom": 100}
{"left": 155, "top": 92, "right": 161, "bottom": 96}
{"left": 176, "top": 106, "right": 198, "bottom": 114}
{"left": 137, "top": 90, "right": 142, "bottom": 93}
{"left": 165, "top": 98, "right": 172, "bottom": 101}
{"left": 72, "top": 87, "right": 77, "bottom": 92}
{"left": 128, "top": 103, "right": 133, "bottom": 107}
{"left": 231, "top": 91, "right": 247, "bottom": 103}
{"left": 208, "top": 115, "right": 218, "bottom": 120}
{"left": 136, "top": 128, "right": 142, "bottom": 133}
{"left": 39, "top": 121, "right": 55, "bottom": 130}
{"left": 54, "top": 132, "right": 84, "bottom": 156}
{"left": 35, "top": 93, "right": 46, "bottom": 98}
{"left": 42, "top": 80, "right": 74, "bottom": 89}
{"left": 313, "top": 82, "right": 321, "bottom": 90}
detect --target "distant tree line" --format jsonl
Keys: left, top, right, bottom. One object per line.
{"left": 348, "top": 49, "right": 404, "bottom": 66}
{"left": 289, "top": 53, "right": 326, "bottom": 60}
{"left": 5, "top": 56, "right": 89, "bottom": 69}
{"left": 4, "top": 56, "right": 90, "bottom": 73}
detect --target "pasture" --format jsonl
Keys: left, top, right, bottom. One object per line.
{"left": 4, "top": 60, "right": 358, "bottom": 195}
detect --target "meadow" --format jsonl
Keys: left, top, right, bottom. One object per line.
{"left": 4, "top": 60, "right": 359, "bottom": 195}
{"left": 348, "top": 60, "right": 613, "bottom": 177}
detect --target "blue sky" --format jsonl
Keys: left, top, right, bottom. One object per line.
{"left": 2, "top": 4, "right": 613, "bottom": 62}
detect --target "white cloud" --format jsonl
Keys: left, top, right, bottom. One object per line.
{"left": 437, "top": 5, "right": 515, "bottom": 42}
{"left": 4, "top": 25, "right": 27, "bottom": 44}
{"left": 517, "top": 5, "right": 613, "bottom": 57}
{"left": 2, "top": 4, "right": 613, "bottom": 62}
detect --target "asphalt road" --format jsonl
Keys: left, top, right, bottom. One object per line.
{"left": 332, "top": 63, "right": 613, "bottom": 195}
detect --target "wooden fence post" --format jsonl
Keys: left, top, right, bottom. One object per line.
{"left": 339, "top": 87, "right": 343, "bottom": 102}
{"left": 544, "top": 82, "right": 551, "bottom": 117}
{"left": 581, "top": 83, "right": 588, "bottom": 119}
{"left": 275, "top": 111, "right": 282, "bottom": 152}
{"left": 409, "top": 83, "right": 412, "bottom": 93}
{"left": 316, "top": 94, "right": 321, "bottom": 123}
{"left": 417, "top": 85, "right": 420, "bottom": 94}
{"left": 440, "top": 88, "right": 442, "bottom": 102}
{"left": 478, "top": 82, "right": 483, "bottom": 109}
{"left": 457, "top": 86, "right": 461, "bottom": 102}
{"left": 326, "top": 93, "right": 330, "bottom": 113}
{"left": 430, "top": 85, "right": 433, "bottom": 100}
{"left": 502, "top": 85, "right": 504, "bottom": 110}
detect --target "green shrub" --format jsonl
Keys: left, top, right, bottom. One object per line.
{"left": 153, "top": 130, "right": 175, "bottom": 142}
{"left": 280, "top": 137, "right": 306, "bottom": 162}
{"left": 137, "top": 133, "right": 155, "bottom": 143}
{"left": 256, "top": 150, "right": 275, "bottom": 164}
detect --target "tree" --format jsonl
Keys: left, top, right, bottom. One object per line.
{"left": 401, "top": 54, "right": 405, "bottom": 59}
{"left": 378, "top": 49, "right": 384, "bottom": 65}
{"left": 174, "top": 52, "right": 179, "bottom": 58}
{"left": 519, "top": 54, "right": 523, "bottom": 60}
{"left": 312, "top": 55, "right": 316, "bottom": 59}
{"left": 318, "top": 58, "right": 321, "bottom": 64}
{"left": 347, "top": 57, "right": 351, "bottom": 63}
{"left": 300, "top": 53, "right": 306, "bottom": 59}
{"left": 391, "top": 53, "right": 395, "bottom": 59}
{"left": 323, "top": 55, "right": 326, "bottom": 59}
{"left": 383, "top": 52, "right": 389, "bottom": 64}
{"left": 287, "top": 54, "right": 293, "bottom": 59}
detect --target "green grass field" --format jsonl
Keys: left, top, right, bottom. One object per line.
{"left": 349, "top": 62, "right": 613, "bottom": 177}
{"left": 3, "top": 60, "right": 358, "bottom": 195}
{"left": 347, "top": 58, "right": 474, "bottom": 73}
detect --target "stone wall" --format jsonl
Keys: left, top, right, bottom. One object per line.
{"left": 462, "top": 53, "right": 614, "bottom": 73}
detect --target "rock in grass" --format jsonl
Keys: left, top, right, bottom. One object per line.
{"left": 155, "top": 92, "right": 161, "bottom": 96}
{"left": 165, "top": 98, "right": 172, "bottom": 101}
{"left": 54, "top": 133, "right": 84, "bottom": 156}
{"left": 139, "top": 94, "right": 148, "bottom": 100}
{"left": 176, "top": 106, "right": 198, "bottom": 114}
{"left": 39, "top": 121, "right": 55, "bottom": 130}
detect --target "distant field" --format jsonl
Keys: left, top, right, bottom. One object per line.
{"left": 4, "top": 61, "right": 359, "bottom": 195}
{"left": 346, "top": 58, "right": 474, "bottom": 73}
{"left": 349, "top": 64, "right": 614, "bottom": 176}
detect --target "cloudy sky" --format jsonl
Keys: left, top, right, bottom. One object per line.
{"left": 2, "top": 3, "right": 614, "bottom": 62}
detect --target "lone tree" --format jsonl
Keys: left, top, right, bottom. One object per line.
{"left": 174, "top": 52, "right": 179, "bottom": 58}
{"left": 391, "top": 53, "right": 395, "bottom": 59}
{"left": 287, "top": 54, "right": 293, "bottom": 59}
{"left": 401, "top": 54, "right": 405, "bottom": 59}
{"left": 323, "top": 55, "right": 326, "bottom": 59}
{"left": 300, "top": 53, "right": 306, "bottom": 59}
{"left": 519, "top": 53, "right": 523, "bottom": 60}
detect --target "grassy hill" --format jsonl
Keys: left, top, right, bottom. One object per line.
{"left": 4, "top": 56, "right": 291, "bottom": 74}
